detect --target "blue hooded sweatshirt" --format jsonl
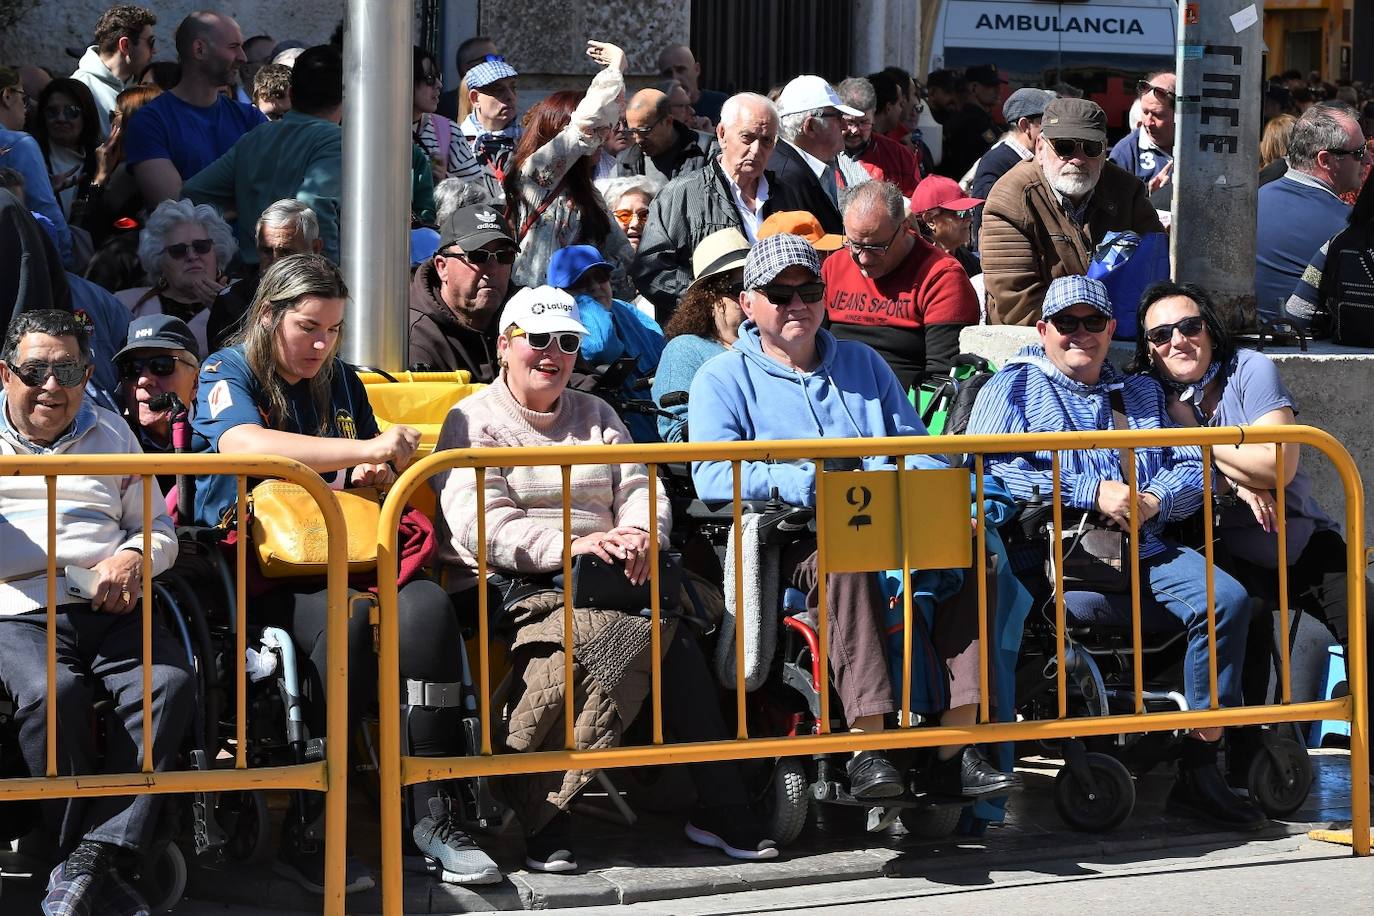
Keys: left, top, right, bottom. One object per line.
{"left": 688, "top": 321, "right": 939, "bottom": 506}
{"left": 964, "top": 343, "right": 1203, "bottom": 559}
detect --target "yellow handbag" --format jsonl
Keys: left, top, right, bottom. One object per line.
{"left": 248, "top": 481, "right": 382, "bottom": 578}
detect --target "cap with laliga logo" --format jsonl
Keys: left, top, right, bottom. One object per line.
{"left": 438, "top": 203, "right": 516, "bottom": 252}
{"left": 498, "top": 285, "right": 590, "bottom": 336}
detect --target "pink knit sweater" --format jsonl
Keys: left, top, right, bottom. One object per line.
{"left": 436, "top": 376, "right": 671, "bottom": 574}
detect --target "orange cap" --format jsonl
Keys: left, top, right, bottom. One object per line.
{"left": 757, "top": 210, "right": 845, "bottom": 251}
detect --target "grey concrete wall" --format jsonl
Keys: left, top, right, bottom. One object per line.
{"left": 0, "top": 2, "right": 343, "bottom": 73}
{"left": 960, "top": 326, "right": 1374, "bottom": 550}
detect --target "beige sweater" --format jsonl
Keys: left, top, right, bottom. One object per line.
{"left": 436, "top": 376, "right": 670, "bottom": 574}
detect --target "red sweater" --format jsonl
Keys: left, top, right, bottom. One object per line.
{"left": 852, "top": 131, "right": 921, "bottom": 196}
{"left": 822, "top": 232, "right": 978, "bottom": 392}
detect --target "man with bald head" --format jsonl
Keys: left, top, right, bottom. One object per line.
{"left": 615, "top": 88, "right": 717, "bottom": 184}
{"left": 632, "top": 92, "right": 813, "bottom": 320}
{"left": 656, "top": 42, "right": 727, "bottom": 126}
{"left": 124, "top": 9, "right": 265, "bottom": 206}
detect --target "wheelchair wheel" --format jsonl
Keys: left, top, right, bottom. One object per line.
{"left": 141, "top": 840, "right": 188, "bottom": 914}
{"left": 1053, "top": 753, "right": 1134, "bottom": 832}
{"left": 1246, "top": 737, "right": 1313, "bottom": 818}
{"left": 761, "top": 757, "right": 809, "bottom": 846}
{"left": 216, "top": 790, "right": 273, "bottom": 864}
{"left": 899, "top": 803, "right": 963, "bottom": 839}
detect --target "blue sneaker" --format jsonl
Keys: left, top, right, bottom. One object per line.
{"left": 413, "top": 796, "right": 502, "bottom": 885}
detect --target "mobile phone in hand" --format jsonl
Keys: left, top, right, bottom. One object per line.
{"left": 65, "top": 565, "right": 100, "bottom": 600}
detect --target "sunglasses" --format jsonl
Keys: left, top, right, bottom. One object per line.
{"left": 1048, "top": 312, "right": 1110, "bottom": 335}
{"left": 420, "top": 71, "right": 442, "bottom": 87}
{"left": 44, "top": 104, "right": 82, "bottom": 121}
{"left": 510, "top": 328, "right": 581, "bottom": 354}
{"left": 755, "top": 281, "right": 825, "bottom": 305}
{"left": 164, "top": 238, "right": 214, "bottom": 260}
{"left": 624, "top": 116, "right": 667, "bottom": 138}
{"left": 614, "top": 207, "right": 650, "bottom": 227}
{"left": 9, "top": 359, "right": 87, "bottom": 388}
{"left": 442, "top": 246, "right": 516, "bottom": 265}
{"left": 1136, "top": 80, "right": 1177, "bottom": 107}
{"left": 1326, "top": 145, "right": 1368, "bottom": 162}
{"left": 118, "top": 354, "right": 196, "bottom": 380}
{"left": 1145, "top": 315, "right": 1206, "bottom": 346}
{"left": 1049, "top": 138, "right": 1105, "bottom": 160}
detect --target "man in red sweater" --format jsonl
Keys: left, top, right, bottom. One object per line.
{"left": 823, "top": 180, "right": 978, "bottom": 393}
{"left": 836, "top": 77, "right": 921, "bottom": 196}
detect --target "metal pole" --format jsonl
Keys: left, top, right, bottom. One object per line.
{"left": 1170, "top": 1, "right": 1265, "bottom": 330}
{"left": 342, "top": 0, "right": 413, "bottom": 370}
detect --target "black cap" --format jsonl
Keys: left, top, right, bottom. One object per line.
{"left": 114, "top": 314, "right": 201, "bottom": 362}
{"left": 926, "top": 69, "right": 961, "bottom": 93}
{"left": 437, "top": 203, "right": 516, "bottom": 252}
{"left": 964, "top": 64, "right": 1006, "bottom": 87}
{"left": 1040, "top": 97, "right": 1108, "bottom": 143}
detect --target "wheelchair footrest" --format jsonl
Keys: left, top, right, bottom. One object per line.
{"left": 812, "top": 779, "right": 965, "bottom": 810}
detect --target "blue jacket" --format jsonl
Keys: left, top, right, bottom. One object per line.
{"left": 688, "top": 322, "right": 937, "bottom": 506}
{"left": 0, "top": 127, "right": 72, "bottom": 266}
{"left": 576, "top": 294, "right": 665, "bottom": 442}
{"left": 964, "top": 344, "right": 1203, "bottom": 558}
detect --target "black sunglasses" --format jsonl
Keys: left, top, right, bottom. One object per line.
{"left": 10, "top": 359, "right": 87, "bottom": 388}
{"left": 1049, "top": 138, "right": 1105, "bottom": 160}
{"left": 442, "top": 246, "right": 516, "bottom": 266}
{"left": 1145, "top": 315, "right": 1206, "bottom": 346}
{"left": 419, "top": 70, "right": 442, "bottom": 87}
{"left": 1136, "top": 80, "right": 1176, "bottom": 107}
{"left": 164, "top": 238, "right": 214, "bottom": 260}
{"left": 1048, "top": 312, "right": 1110, "bottom": 335}
{"left": 118, "top": 354, "right": 195, "bottom": 380}
{"left": 625, "top": 115, "right": 667, "bottom": 138}
{"left": 1326, "top": 145, "right": 1368, "bottom": 162}
{"left": 518, "top": 330, "right": 582, "bottom": 354}
{"left": 44, "top": 104, "right": 82, "bottom": 121}
{"left": 756, "top": 281, "right": 825, "bottom": 305}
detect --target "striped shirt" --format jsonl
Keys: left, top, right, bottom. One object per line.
{"left": 965, "top": 345, "right": 1203, "bottom": 558}
{"left": 413, "top": 113, "right": 488, "bottom": 183}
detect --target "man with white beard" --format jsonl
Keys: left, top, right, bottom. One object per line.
{"left": 979, "top": 98, "right": 1162, "bottom": 325}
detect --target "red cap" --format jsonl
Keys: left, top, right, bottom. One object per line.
{"left": 909, "top": 176, "right": 983, "bottom": 214}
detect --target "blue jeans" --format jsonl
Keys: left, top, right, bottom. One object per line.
{"left": 1143, "top": 543, "right": 1251, "bottom": 710}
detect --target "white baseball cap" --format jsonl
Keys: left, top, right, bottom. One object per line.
{"left": 776, "top": 75, "right": 863, "bottom": 118}
{"left": 498, "top": 285, "right": 590, "bottom": 336}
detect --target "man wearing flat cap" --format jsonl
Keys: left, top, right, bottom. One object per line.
{"left": 408, "top": 202, "right": 520, "bottom": 378}
{"left": 689, "top": 233, "right": 1022, "bottom": 805}
{"left": 969, "top": 87, "right": 1054, "bottom": 246}
{"left": 980, "top": 97, "right": 1163, "bottom": 325}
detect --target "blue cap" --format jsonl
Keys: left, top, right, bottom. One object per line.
{"left": 547, "top": 245, "right": 613, "bottom": 289}
{"left": 466, "top": 58, "right": 518, "bottom": 90}
{"left": 1042, "top": 275, "right": 1113, "bottom": 319}
{"left": 114, "top": 313, "right": 201, "bottom": 362}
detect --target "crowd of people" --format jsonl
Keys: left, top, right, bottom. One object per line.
{"left": 2, "top": 5, "right": 1374, "bottom": 913}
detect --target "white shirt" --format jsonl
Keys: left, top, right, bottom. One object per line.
{"left": 726, "top": 172, "right": 770, "bottom": 242}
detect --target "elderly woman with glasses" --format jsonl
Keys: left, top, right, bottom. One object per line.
{"left": 1128, "top": 280, "right": 1373, "bottom": 763}
{"left": 435, "top": 284, "right": 776, "bottom": 875}
{"left": 115, "top": 198, "right": 235, "bottom": 357}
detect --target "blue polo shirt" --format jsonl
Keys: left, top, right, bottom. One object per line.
{"left": 191, "top": 345, "right": 378, "bottom": 526}
{"left": 125, "top": 91, "right": 266, "bottom": 181}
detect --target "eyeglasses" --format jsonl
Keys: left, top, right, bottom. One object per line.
{"left": 1326, "top": 145, "right": 1368, "bottom": 162}
{"left": 9, "top": 359, "right": 88, "bottom": 388}
{"left": 754, "top": 281, "right": 825, "bottom": 305}
{"left": 441, "top": 246, "right": 517, "bottom": 266}
{"left": 118, "top": 354, "right": 197, "bottom": 380}
{"left": 164, "top": 238, "right": 214, "bottom": 260}
{"left": 624, "top": 116, "right": 667, "bottom": 138}
{"left": 44, "top": 104, "right": 82, "bottom": 121}
{"left": 1136, "top": 80, "right": 1176, "bottom": 107}
{"left": 809, "top": 111, "right": 843, "bottom": 123}
{"left": 844, "top": 223, "right": 906, "bottom": 256}
{"left": 614, "top": 207, "right": 650, "bottom": 228}
{"left": 1049, "top": 138, "right": 1105, "bottom": 160}
{"left": 420, "top": 71, "right": 443, "bottom": 87}
{"left": 1047, "top": 312, "right": 1110, "bottom": 335}
{"left": 509, "top": 327, "right": 581, "bottom": 354}
{"left": 1145, "top": 315, "right": 1206, "bottom": 346}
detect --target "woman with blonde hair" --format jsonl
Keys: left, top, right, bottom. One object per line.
{"left": 1259, "top": 113, "right": 1296, "bottom": 182}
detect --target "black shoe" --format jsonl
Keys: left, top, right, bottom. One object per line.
{"left": 846, "top": 750, "right": 904, "bottom": 800}
{"left": 928, "top": 745, "right": 1023, "bottom": 799}
{"left": 524, "top": 812, "right": 576, "bottom": 873}
{"left": 685, "top": 804, "right": 779, "bottom": 860}
{"left": 1168, "top": 760, "right": 1268, "bottom": 831}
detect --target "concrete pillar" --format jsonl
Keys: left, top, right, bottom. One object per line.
{"left": 1169, "top": 2, "right": 1265, "bottom": 330}
{"left": 341, "top": 0, "right": 413, "bottom": 370}
{"left": 850, "top": 0, "right": 924, "bottom": 78}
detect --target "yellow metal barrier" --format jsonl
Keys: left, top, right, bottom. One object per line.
{"left": 374, "top": 425, "right": 1369, "bottom": 915}
{"left": 0, "top": 454, "right": 352, "bottom": 914}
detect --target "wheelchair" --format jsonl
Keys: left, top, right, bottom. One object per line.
{"left": 1006, "top": 499, "right": 1314, "bottom": 833}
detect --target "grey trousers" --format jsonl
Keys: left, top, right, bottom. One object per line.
{"left": 0, "top": 605, "right": 195, "bottom": 853}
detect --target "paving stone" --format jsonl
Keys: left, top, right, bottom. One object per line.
{"left": 508, "top": 870, "right": 621, "bottom": 908}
